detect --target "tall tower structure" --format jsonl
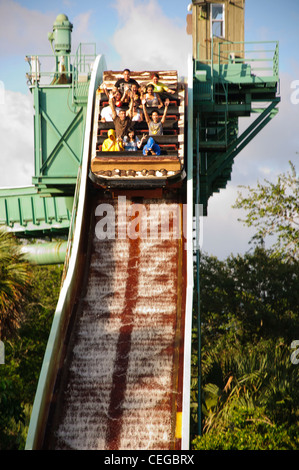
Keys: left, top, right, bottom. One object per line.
{"left": 0, "top": 14, "right": 99, "bottom": 241}
{"left": 48, "top": 13, "right": 73, "bottom": 84}
{"left": 29, "top": 13, "right": 95, "bottom": 197}
{"left": 188, "top": 0, "right": 280, "bottom": 213}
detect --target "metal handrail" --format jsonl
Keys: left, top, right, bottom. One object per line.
{"left": 195, "top": 39, "right": 279, "bottom": 79}
{"left": 218, "top": 40, "right": 279, "bottom": 79}
{"left": 72, "top": 43, "right": 97, "bottom": 104}
{"left": 60, "top": 164, "right": 82, "bottom": 287}
{"left": 25, "top": 42, "right": 97, "bottom": 87}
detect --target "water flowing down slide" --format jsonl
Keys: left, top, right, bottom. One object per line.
{"left": 42, "top": 196, "right": 187, "bottom": 450}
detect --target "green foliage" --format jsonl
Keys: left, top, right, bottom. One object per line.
{"left": 192, "top": 162, "right": 299, "bottom": 448}
{"left": 191, "top": 248, "right": 299, "bottom": 449}
{"left": 0, "top": 378, "right": 25, "bottom": 449}
{"left": 0, "top": 229, "right": 32, "bottom": 340}
{"left": 233, "top": 161, "right": 299, "bottom": 260}
{"left": 0, "top": 262, "right": 62, "bottom": 449}
{"left": 192, "top": 407, "right": 299, "bottom": 450}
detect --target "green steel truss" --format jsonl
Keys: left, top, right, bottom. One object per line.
{"left": 193, "top": 40, "right": 280, "bottom": 214}
{"left": 0, "top": 186, "right": 72, "bottom": 237}
{"left": 0, "top": 43, "right": 95, "bottom": 238}
{"left": 31, "top": 86, "right": 85, "bottom": 194}
{"left": 1, "top": 39, "right": 280, "bottom": 232}
{"left": 29, "top": 43, "right": 96, "bottom": 197}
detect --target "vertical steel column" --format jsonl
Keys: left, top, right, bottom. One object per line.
{"left": 33, "top": 84, "right": 42, "bottom": 177}
{"left": 181, "top": 54, "right": 195, "bottom": 451}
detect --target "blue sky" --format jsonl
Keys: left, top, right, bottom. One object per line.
{"left": 1, "top": 0, "right": 299, "bottom": 92}
{"left": 0, "top": 0, "right": 192, "bottom": 92}
{"left": 0, "top": 0, "right": 298, "bottom": 258}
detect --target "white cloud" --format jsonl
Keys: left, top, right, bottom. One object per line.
{"left": 201, "top": 185, "right": 256, "bottom": 259}
{"left": 0, "top": 90, "right": 34, "bottom": 188}
{"left": 112, "top": 0, "right": 192, "bottom": 76}
{"left": 236, "top": 72, "right": 299, "bottom": 184}
{"left": 72, "top": 11, "right": 94, "bottom": 50}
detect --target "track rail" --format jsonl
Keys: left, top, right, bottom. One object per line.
{"left": 25, "top": 56, "right": 194, "bottom": 450}
{"left": 42, "top": 195, "right": 186, "bottom": 450}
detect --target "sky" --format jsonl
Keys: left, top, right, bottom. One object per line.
{"left": 0, "top": 0, "right": 298, "bottom": 259}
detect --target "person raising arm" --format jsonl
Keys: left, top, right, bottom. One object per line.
{"left": 142, "top": 98, "right": 169, "bottom": 136}
{"left": 109, "top": 92, "right": 134, "bottom": 139}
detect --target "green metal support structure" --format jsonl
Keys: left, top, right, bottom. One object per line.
{"left": 195, "top": 113, "right": 202, "bottom": 437}
{"left": 193, "top": 39, "right": 280, "bottom": 215}
{"left": 192, "top": 34, "right": 280, "bottom": 433}
{"left": 0, "top": 9, "right": 281, "bottom": 446}
{"left": 0, "top": 14, "right": 97, "bottom": 264}
{"left": 0, "top": 186, "right": 72, "bottom": 237}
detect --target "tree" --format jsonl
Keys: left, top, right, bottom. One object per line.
{"left": 198, "top": 249, "right": 299, "bottom": 349}
{"left": 0, "top": 229, "right": 32, "bottom": 340}
{"left": 192, "top": 342, "right": 299, "bottom": 450}
{"left": 191, "top": 249, "right": 299, "bottom": 448}
{"left": 233, "top": 161, "right": 299, "bottom": 260}
{"left": 0, "top": 263, "right": 63, "bottom": 449}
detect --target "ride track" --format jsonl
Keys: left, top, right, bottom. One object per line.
{"left": 25, "top": 55, "right": 194, "bottom": 451}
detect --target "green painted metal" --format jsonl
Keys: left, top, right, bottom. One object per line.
{"left": 48, "top": 13, "right": 73, "bottom": 84}
{"left": 48, "top": 14, "right": 73, "bottom": 54}
{"left": 0, "top": 186, "right": 72, "bottom": 236}
{"left": 21, "top": 240, "right": 67, "bottom": 265}
{"left": 25, "top": 14, "right": 96, "bottom": 198}
{"left": 193, "top": 39, "right": 280, "bottom": 213}
{"left": 0, "top": 14, "right": 97, "bottom": 237}
{"left": 30, "top": 83, "right": 87, "bottom": 195}
{"left": 206, "top": 99, "right": 280, "bottom": 184}
{"left": 72, "top": 43, "right": 97, "bottom": 105}
{"left": 195, "top": 112, "right": 202, "bottom": 436}
{"left": 195, "top": 41, "right": 279, "bottom": 87}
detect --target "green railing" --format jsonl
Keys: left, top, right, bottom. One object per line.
{"left": 60, "top": 164, "right": 82, "bottom": 286}
{"left": 25, "top": 42, "right": 97, "bottom": 104}
{"left": 217, "top": 40, "right": 279, "bottom": 80}
{"left": 72, "top": 43, "right": 97, "bottom": 104}
{"left": 194, "top": 39, "right": 279, "bottom": 107}
{"left": 195, "top": 39, "right": 279, "bottom": 79}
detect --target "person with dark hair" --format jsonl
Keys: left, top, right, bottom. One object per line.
{"left": 123, "top": 128, "right": 146, "bottom": 151}
{"left": 113, "top": 90, "right": 124, "bottom": 108}
{"left": 109, "top": 92, "right": 134, "bottom": 139}
{"left": 122, "top": 83, "right": 141, "bottom": 108}
{"left": 149, "top": 73, "right": 176, "bottom": 96}
{"left": 114, "top": 69, "right": 139, "bottom": 95}
{"left": 143, "top": 83, "right": 163, "bottom": 108}
{"left": 142, "top": 98, "right": 170, "bottom": 136}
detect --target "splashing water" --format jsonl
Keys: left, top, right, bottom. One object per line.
{"left": 48, "top": 197, "right": 184, "bottom": 450}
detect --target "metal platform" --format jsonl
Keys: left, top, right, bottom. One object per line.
{"left": 0, "top": 185, "right": 72, "bottom": 236}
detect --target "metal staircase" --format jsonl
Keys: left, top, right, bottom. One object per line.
{"left": 193, "top": 38, "right": 280, "bottom": 214}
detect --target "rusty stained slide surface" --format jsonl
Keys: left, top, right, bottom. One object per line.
{"left": 45, "top": 195, "right": 186, "bottom": 450}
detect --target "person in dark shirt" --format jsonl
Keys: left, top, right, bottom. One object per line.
{"left": 109, "top": 92, "right": 134, "bottom": 139}
{"left": 114, "top": 69, "right": 139, "bottom": 95}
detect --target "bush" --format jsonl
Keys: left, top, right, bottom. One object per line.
{"left": 192, "top": 407, "right": 299, "bottom": 450}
